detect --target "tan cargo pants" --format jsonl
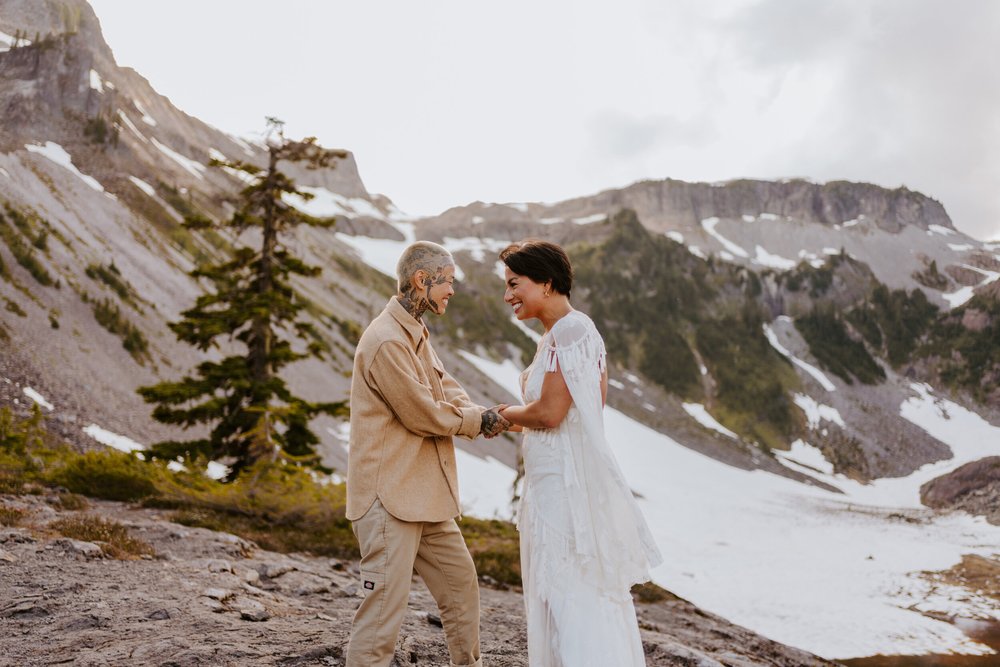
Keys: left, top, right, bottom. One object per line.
{"left": 345, "top": 499, "right": 482, "bottom": 667}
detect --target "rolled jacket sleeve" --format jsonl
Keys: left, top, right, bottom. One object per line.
{"left": 369, "top": 341, "right": 482, "bottom": 440}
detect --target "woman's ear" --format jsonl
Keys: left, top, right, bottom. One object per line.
{"left": 410, "top": 269, "right": 427, "bottom": 291}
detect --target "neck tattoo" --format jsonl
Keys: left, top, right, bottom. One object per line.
{"left": 399, "top": 288, "right": 428, "bottom": 321}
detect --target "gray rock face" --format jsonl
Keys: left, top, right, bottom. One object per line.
{"left": 921, "top": 457, "right": 1000, "bottom": 525}
{"left": 555, "top": 178, "right": 953, "bottom": 234}
{"left": 51, "top": 537, "right": 103, "bottom": 559}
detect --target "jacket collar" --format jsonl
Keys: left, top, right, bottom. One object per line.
{"left": 387, "top": 296, "right": 428, "bottom": 349}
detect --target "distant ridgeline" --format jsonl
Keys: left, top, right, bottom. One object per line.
{"left": 441, "top": 209, "right": 1000, "bottom": 457}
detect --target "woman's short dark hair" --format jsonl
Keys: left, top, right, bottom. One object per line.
{"left": 499, "top": 239, "right": 573, "bottom": 297}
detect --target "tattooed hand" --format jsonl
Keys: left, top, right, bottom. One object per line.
{"left": 480, "top": 405, "right": 511, "bottom": 438}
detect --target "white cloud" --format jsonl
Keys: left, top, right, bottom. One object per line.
{"left": 89, "top": 0, "right": 1000, "bottom": 240}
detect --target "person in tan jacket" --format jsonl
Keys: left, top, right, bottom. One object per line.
{"left": 345, "top": 241, "right": 509, "bottom": 667}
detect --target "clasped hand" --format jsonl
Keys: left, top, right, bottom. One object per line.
{"left": 480, "top": 404, "right": 511, "bottom": 439}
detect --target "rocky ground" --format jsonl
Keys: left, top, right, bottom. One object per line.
{"left": 0, "top": 494, "right": 842, "bottom": 667}
{"left": 920, "top": 457, "right": 1000, "bottom": 526}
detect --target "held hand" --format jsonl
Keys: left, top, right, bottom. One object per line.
{"left": 480, "top": 405, "right": 511, "bottom": 439}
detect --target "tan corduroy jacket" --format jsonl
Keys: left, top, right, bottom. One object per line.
{"left": 346, "top": 297, "right": 483, "bottom": 522}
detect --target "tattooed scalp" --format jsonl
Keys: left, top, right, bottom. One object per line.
{"left": 396, "top": 242, "right": 454, "bottom": 293}
{"left": 396, "top": 242, "right": 454, "bottom": 320}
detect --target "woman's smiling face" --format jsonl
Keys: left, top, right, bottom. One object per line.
{"left": 504, "top": 266, "right": 548, "bottom": 321}
{"left": 423, "top": 263, "right": 456, "bottom": 315}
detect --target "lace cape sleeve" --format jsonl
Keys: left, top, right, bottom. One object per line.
{"left": 543, "top": 312, "right": 662, "bottom": 597}
{"left": 544, "top": 312, "right": 606, "bottom": 380}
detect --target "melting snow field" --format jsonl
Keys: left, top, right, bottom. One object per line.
{"left": 25, "top": 142, "right": 105, "bottom": 192}
{"left": 457, "top": 351, "right": 1000, "bottom": 660}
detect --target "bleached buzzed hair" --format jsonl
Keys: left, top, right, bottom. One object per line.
{"left": 396, "top": 241, "right": 455, "bottom": 293}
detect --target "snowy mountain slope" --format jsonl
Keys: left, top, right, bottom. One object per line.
{"left": 0, "top": 0, "right": 519, "bottom": 471}
{"left": 457, "top": 351, "right": 1000, "bottom": 661}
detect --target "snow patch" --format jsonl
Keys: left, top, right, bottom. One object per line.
{"left": 133, "top": 99, "right": 158, "bottom": 126}
{"left": 719, "top": 251, "right": 735, "bottom": 261}
{"left": 775, "top": 439, "right": 835, "bottom": 475}
{"left": 206, "top": 461, "right": 230, "bottom": 480}
{"left": 441, "top": 236, "right": 509, "bottom": 263}
{"left": 753, "top": 245, "right": 797, "bottom": 270}
{"left": 701, "top": 217, "right": 749, "bottom": 257}
{"left": 682, "top": 403, "right": 738, "bottom": 439}
{"left": 505, "top": 202, "right": 529, "bottom": 213}
{"left": 455, "top": 449, "right": 517, "bottom": 518}
{"left": 763, "top": 321, "right": 837, "bottom": 391}
{"left": 116, "top": 110, "right": 149, "bottom": 143}
{"left": 841, "top": 215, "right": 865, "bottom": 228}
{"left": 0, "top": 30, "right": 30, "bottom": 52}
{"left": 511, "top": 316, "right": 542, "bottom": 343}
{"left": 942, "top": 286, "right": 975, "bottom": 308}
{"left": 83, "top": 424, "right": 144, "bottom": 453}
{"left": 25, "top": 142, "right": 105, "bottom": 192}
{"left": 334, "top": 221, "right": 416, "bottom": 277}
{"left": 23, "top": 387, "right": 54, "bottom": 411}
{"left": 289, "top": 186, "right": 385, "bottom": 220}
{"left": 89, "top": 69, "right": 104, "bottom": 93}
{"left": 128, "top": 176, "right": 156, "bottom": 197}
{"left": 948, "top": 243, "right": 974, "bottom": 252}
{"left": 665, "top": 231, "right": 684, "bottom": 244}
{"left": 0, "top": 167, "right": 9, "bottom": 178}
{"left": 471, "top": 215, "right": 485, "bottom": 225}
{"left": 151, "top": 137, "right": 206, "bottom": 179}
{"left": 928, "top": 224, "right": 956, "bottom": 236}
{"left": 572, "top": 213, "right": 606, "bottom": 225}
{"left": 793, "top": 393, "right": 845, "bottom": 429}
{"left": 742, "top": 214, "right": 756, "bottom": 223}
{"left": 940, "top": 265, "right": 999, "bottom": 309}
{"left": 759, "top": 213, "right": 780, "bottom": 221}
{"left": 608, "top": 379, "right": 626, "bottom": 390}
{"left": 687, "top": 245, "right": 707, "bottom": 259}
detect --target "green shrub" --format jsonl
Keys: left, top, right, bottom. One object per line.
{"left": 2, "top": 410, "right": 527, "bottom": 580}
{"left": 695, "top": 310, "right": 798, "bottom": 445}
{"left": 459, "top": 516, "right": 522, "bottom": 587}
{"left": 795, "top": 308, "right": 885, "bottom": 385}
{"left": 47, "top": 450, "right": 159, "bottom": 501}
{"left": 0, "top": 206, "right": 54, "bottom": 286}
{"left": 50, "top": 515, "right": 154, "bottom": 559}
{"left": 86, "top": 262, "right": 132, "bottom": 302}
{"left": 91, "top": 297, "right": 149, "bottom": 362}
{"left": 4, "top": 297, "right": 26, "bottom": 317}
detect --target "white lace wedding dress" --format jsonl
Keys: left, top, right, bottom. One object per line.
{"left": 517, "top": 310, "right": 662, "bottom": 667}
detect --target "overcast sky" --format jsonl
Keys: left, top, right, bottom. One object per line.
{"left": 88, "top": 0, "right": 999, "bottom": 240}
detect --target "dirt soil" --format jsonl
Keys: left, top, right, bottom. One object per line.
{"left": 0, "top": 495, "right": 843, "bottom": 667}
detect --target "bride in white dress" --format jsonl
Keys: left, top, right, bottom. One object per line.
{"left": 496, "top": 240, "right": 662, "bottom": 667}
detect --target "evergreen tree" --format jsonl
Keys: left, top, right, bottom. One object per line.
{"left": 139, "top": 118, "right": 348, "bottom": 479}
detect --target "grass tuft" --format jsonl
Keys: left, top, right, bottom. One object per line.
{"left": 50, "top": 515, "right": 154, "bottom": 559}
{"left": 0, "top": 505, "right": 27, "bottom": 526}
